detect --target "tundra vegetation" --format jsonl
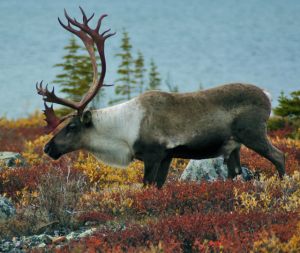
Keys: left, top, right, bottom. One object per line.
{"left": 1, "top": 7, "right": 300, "bottom": 253}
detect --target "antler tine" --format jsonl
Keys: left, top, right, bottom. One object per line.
{"left": 58, "top": 17, "right": 77, "bottom": 34}
{"left": 79, "top": 6, "right": 94, "bottom": 24}
{"left": 79, "top": 6, "right": 88, "bottom": 23}
{"left": 36, "top": 80, "right": 45, "bottom": 96}
{"left": 36, "top": 81, "right": 78, "bottom": 109}
{"left": 63, "top": 9, "right": 77, "bottom": 27}
{"left": 42, "top": 102, "right": 61, "bottom": 134}
{"left": 104, "top": 31, "right": 116, "bottom": 40}
{"left": 87, "top": 13, "right": 95, "bottom": 23}
{"left": 95, "top": 14, "right": 107, "bottom": 33}
{"left": 101, "top": 28, "right": 111, "bottom": 36}
{"left": 36, "top": 81, "right": 41, "bottom": 92}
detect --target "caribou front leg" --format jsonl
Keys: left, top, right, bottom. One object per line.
{"left": 143, "top": 153, "right": 172, "bottom": 188}
{"left": 143, "top": 158, "right": 161, "bottom": 186}
{"left": 155, "top": 156, "right": 172, "bottom": 188}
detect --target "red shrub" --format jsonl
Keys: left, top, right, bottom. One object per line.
{"left": 240, "top": 141, "right": 300, "bottom": 177}
{"left": 129, "top": 181, "right": 254, "bottom": 216}
{"left": 0, "top": 159, "right": 87, "bottom": 201}
{"left": 0, "top": 126, "right": 43, "bottom": 152}
{"left": 268, "top": 125, "right": 294, "bottom": 139}
{"left": 77, "top": 211, "right": 113, "bottom": 223}
{"left": 53, "top": 211, "right": 298, "bottom": 253}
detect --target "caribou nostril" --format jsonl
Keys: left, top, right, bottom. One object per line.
{"left": 44, "top": 143, "right": 51, "bottom": 153}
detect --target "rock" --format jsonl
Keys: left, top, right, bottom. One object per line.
{"left": 84, "top": 221, "right": 97, "bottom": 226}
{"left": 0, "top": 196, "right": 16, "bottom": 222}
{"left": 77, "top": 228, "right": 97, "bottom": 238}
{"left": 37, "top": 243, "right": 46, "bottom": 248}
{"left": 36, "top": 234, "right": 52, "bottom": 244}
{"left": 14, "top": 240, "right": 22, "bottom": 248}
{"left": 180, "top": 157, "right": 253, "bottom": 182}
{"left": 180, "top": 157, "right": 227, "bottom": 182}
{"left": 241, "top": 166, "right": 254, "bottom": 181}
{"left": 1, "top": 241, "right": 12, "bottom": 252}
{"left": 24, "top": 234, "right": 53, "bottom": 247}
{"left": 0, "top": 152, "right": 26, "bottom": 168}
{"left": 66, "top": 232, "right": 78, "bottom": 241}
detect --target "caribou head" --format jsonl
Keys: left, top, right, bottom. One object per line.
{"left": 36, "top": 7, "right": 115, "bottom": 160}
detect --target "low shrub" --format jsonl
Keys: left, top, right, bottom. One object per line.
{"left": 55, "top": 211, "right": 298, "bottom": 253}
{"left": 235, "top": 171, "right": 300, "bottom": 213}
{"left": 36, "top": 166, "right": 88, "bottom": 228}
{"left": 252, "top": 222, "right": 300, "bottom": 253}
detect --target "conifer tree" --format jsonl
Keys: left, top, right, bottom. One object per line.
{"left": 53, "top": 37, "right": 104, "bottom": 112}
{"left": 147, "top": 59, "right": 161, "bottom": 90}
{"left": 54, "top": 37, "right": 92, "bottom": 100}
{"left": 111, "top": 29, "right": 135, "bottom": 104}
{"left": 274, "top": 90, "right": 300, "bottom": 118}
{"left": 134, "top": 51, "right": 146, "bottom": 94}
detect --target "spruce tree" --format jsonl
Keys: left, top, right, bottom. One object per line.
{"left": 111, "top": 29, "right": 135, "bottom": 104}
{"left": 274, "top": 91, "right": 300, "bottom": 118}
{"left": 147, "top": 59, "right": 161, "bottom": 90}
{"left": 53, "top": 37, "right": 104, "bottom": 112}
{"left": 134, "top": 51, "right": 146, "bottom": 94}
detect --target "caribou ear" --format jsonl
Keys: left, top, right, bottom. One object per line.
{"left": 82, "top": 110, "right": 92, "bottom": 127}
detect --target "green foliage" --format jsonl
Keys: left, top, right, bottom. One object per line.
{"left": 111, "top": 29, "right": 135, "bottom": 104}
{"left": 147, "top": 59, "right": 161, "bottom": 90}
{"left": 274, "top": 91, "right": 300, "bottom": 118}
{"left": 110, "top": 30, "right": 164, "bottom": 104}
{"left": 267, "top": 116, "right": 287, "bottom": 131}
{"left": 134, "top": 51, "right": 146, "bottom": 94}
{"left": 53, "top": 37, "right": 104, "bottom": 111}
{"left": 53, "top": 37, "right": 91, "bottom": 101}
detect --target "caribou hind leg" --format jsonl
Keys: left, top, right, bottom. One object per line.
{"left": 234, "top": 120, "right": 285, "bottom": 178}
{"left": 226, "top": 148, "right": 242, "bottom": 178}
{"left": 222, "top": 138, "right": 242, "bottom": 178}
{"left": 243, "top": 136, "right": 285, "bottom": 178}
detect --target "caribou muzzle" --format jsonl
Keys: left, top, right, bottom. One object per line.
{"left": 44, "top": 141, "right": 62, "bottom": 160}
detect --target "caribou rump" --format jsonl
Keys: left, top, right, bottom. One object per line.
{"left": 36, "top": 8, "right": 285, "bottom": 188}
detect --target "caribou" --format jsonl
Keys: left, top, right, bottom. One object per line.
{"left": 36, "top": 8, "right": 285, "bottom": 188}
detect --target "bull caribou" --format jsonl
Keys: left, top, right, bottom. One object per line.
{"left": 36, "top": 8, "right": 285, "bottom": 188}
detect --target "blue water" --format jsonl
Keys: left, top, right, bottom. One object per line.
{"left": 1, "top": 0, "right": 300, "bottom": 118}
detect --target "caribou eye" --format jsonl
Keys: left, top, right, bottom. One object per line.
{"left": 67, "top": 123, "right": 77, "bottom": 132}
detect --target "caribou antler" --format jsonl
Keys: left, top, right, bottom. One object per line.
{"left": 36, "top": 7, "right": 115, "bottom": 133}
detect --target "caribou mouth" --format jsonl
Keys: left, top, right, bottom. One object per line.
{"left": 44, "top": 144, "right": 62, "bottom": 160}
{"left": 50, "top": 152, "right": 62, "bottom": 160}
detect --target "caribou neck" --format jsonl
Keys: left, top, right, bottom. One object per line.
{"left": 81, "top": 99, "right": 145, "bottom": 167}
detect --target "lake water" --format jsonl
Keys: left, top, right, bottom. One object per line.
{"left": 1, "top": 0, "right": 300, "bottom": 118}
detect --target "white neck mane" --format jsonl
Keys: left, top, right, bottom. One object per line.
{"left": 82, "top": 98, "right": 144, "bottom": 167}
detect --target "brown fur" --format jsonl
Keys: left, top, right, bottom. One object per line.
{"left": 134, "top": 83, "right": 284, "bottom": 187}
{"left": 138, "top": 83, "right": 270, "bottom": 143}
